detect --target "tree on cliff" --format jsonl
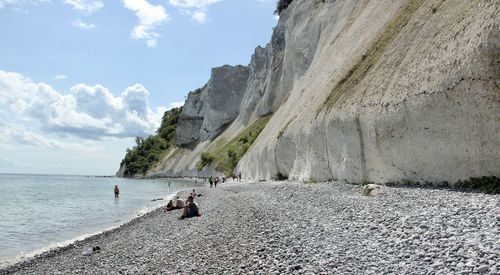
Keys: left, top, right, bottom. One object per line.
{"left": 275, "top": 0, "right": 293, "bottom": 15}
{"left": 120, "top": 107, "right": 182, "bottom": 177}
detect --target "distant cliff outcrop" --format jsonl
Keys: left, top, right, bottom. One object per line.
{"left": 118, "top": 0, "right": 500, "bottom": 189}
{"left": 175, "top": 65, "right": 249, "bottom": 147}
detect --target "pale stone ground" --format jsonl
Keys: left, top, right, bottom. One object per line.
{"left": 1, "top": 181, "right": 498, "bottom": 274}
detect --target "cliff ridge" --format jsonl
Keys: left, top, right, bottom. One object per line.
{"left": 118, "top": 0, "right": 500, "bottom": 189}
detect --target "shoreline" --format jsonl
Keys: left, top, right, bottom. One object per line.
{"left": 0, "top": 186, "right": 194, "bottom": 271}
{"left": 2, "top": 181, "right": 498, "bottom": 274}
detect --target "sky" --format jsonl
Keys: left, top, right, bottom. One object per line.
{"left": 0, "top": 0, "right": 278, "bottom": 175}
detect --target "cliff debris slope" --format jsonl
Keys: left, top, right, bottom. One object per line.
{"left": 118, "top": 0, "right": 500, "bottom": 188}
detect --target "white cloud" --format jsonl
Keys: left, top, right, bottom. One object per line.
{"left": 0, "top": 69, "right": 167, "bottom": 145}
{"left": 72, "top": 18, "right": 96, "bottom": 29}
{"left": 54, "top": 74, "right": 68, "bottom": 80}
{"left": 123, "top": 0, "right": 168, "bottom": 47}
{"left": 63, "top": 0, "right": 103, "bottom": 13}
{"left": 187, "top": 10, "right": 207, "bottom": 24}
{"left": 0, "top": 0, "right": 48, "bottom": 10}
{"left": 168, "top": 0, "right": 221, "bottom": 24}
{"left": 168, "top": 0, "right": 221, "bottom": 9}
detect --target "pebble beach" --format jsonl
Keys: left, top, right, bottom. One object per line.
{"left": 1, "top": 181, "right": 499, "bottom": 274}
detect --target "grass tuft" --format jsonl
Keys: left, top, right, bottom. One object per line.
{"left": 303, "top": 178, "right": 318, "bottom": 184}
{"left": 196, "top": 152, "right": 215, "bottom": 171}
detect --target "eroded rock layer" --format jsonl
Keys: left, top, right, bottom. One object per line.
{"left": 119, "top": 0, "right": 500, "bottom": 185}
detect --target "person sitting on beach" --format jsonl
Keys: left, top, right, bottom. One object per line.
{"left": 165, "top": 200, "right": 174, "bottom": 211}
{"left": 191, "top": 189, "right": 197, "bottom": 197}
{"left": 180, "top": 195, "right": 201, "bottom": 219}
{"left": 175, "top": 196, "right": 184, "bottom": 209}
{"left": 114, "top": 185, "right": 120, "bottom": 198}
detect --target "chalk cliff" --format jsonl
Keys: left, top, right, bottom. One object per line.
{"left": 175, "top": 65, "right": 249, "bottom": 146}
{"left": 118, "top": 0, "right": 500, "bottom": 186}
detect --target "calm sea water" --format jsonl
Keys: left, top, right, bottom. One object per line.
{"left": 0, "top": 174, "right": 199, "bottom": 267}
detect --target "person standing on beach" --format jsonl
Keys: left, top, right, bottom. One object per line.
{"left": 209, "top": 176, "right": 213, "bottom": 188}
{"left": 114, "top": 185, "right": 120, "bottom": 198}
{"left": 238, "top": 172, "right": 242, "bottom": 182}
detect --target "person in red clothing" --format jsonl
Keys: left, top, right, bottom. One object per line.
{"left": 180, "top": 195, "right": 201, "bottom": 219}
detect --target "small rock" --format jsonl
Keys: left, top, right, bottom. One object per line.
{"left": 420, "top": 224, "right": 430, "bottom": 230}
{"left": 474, "top": 265, "right": 489, "bottom": 273}
{"left": 433, "top": 260, "right": 444, "bottom": 267}
{"left": 465, "top": 260, "right": 475, "bottom": 267}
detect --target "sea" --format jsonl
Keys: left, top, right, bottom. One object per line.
{"left": 0, "top": 173, "right": 199, "bottom": 268}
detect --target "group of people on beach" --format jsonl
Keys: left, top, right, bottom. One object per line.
{"left": 208, "top": 176, "right": 222, "bottom": 188}
{"left": 165, "top": 189, "right": 201, "bottom": 219}
{"left": 115, "top": 172, "right": 244, "bottom": 220}
{"left": 208, "top": 172, "right": 242, "bottom": 188}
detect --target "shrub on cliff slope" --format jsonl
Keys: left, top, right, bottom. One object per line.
{"left": 120, "top": 107, "right": 182, "bottom": 177}
{"left": 197, "top": 115, "right": 272, "bottom": 175}
{"left": 275, "top": 0, "right": 293, "bottom": 15}
{"left": 455, "top": 176, "right": 500, "bottom": 194}
{"left": 196, "top": 152, "right": 215, "bottom": 171}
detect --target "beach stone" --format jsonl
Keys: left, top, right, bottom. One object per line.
{"left": 474, "top": 265, "right": 490, "bottom": 273}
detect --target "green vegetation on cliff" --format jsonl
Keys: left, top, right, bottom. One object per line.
{"left": 197, "top": 115, "right": 272, "bottom": 175}
{"left": 120, "top": 107, "right": 182, "bottom": 177}
{"left": 318, "top": 0, "right": 425, "bottom": 113}
{"left": 455, "top": 176, "right": 500, "bottom": 194}
{"left": 275, "top": 0, "right": 294, "bottom": 15}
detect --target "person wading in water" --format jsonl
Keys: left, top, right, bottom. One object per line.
{"left": 114, "top": 185, "right": 120, "bottom": 198}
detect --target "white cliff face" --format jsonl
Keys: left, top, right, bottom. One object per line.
{"left": 150, "top": 65, "right": 249, "bottom": 178}
{"left": 174, "top": 87, "right": 205, "bottom": 146}
{"left": 236, "top": 46, "right": 273, "bottom": 125}
{"left": 200, "top": 65, "right": 250, "bottom": 141}
{"left": 240, "top": 0, "right": 334, "bottom": 123}
{"left": 175, "top": 65, "right": 249, "bottom": 146}
{"left": 128, "top": 0, "right": 499, "bottom": 184}
{"left": 238, "top": 0, "right": 500, "bottom": 184}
